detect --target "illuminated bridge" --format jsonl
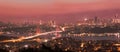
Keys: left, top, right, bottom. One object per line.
{"left": 0, "top": 30, "right": 62, "bottom": 43}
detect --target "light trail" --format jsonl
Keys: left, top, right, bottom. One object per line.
{"left": 0, "top": 31, "right": 62, "bottom": 43}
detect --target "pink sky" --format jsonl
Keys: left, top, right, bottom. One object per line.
{"left": 0, "top": 0, "right": 120, "bottom": 16}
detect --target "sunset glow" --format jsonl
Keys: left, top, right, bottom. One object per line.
{"left": 0, "top": 0, "right": 120, "bottom": 16}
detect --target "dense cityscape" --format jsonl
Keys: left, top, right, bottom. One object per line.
{"left": 0, "top": 0, "right": 120, "bottom": 52}
{"left": 0, "top": 16, "right": 119, "bottom": 52}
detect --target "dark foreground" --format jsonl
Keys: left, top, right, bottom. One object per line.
{"left": 0, "top": 37, "right": 120, "bottom": 52}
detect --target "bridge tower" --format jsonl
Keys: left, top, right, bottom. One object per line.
{"left": 55, "top": 27, "right": 61, "bottom": 38}
{"left": 36, "top": 25, "right": 41, "bottom": 35}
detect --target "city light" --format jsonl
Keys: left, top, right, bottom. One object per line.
{"left": 0, "top": 0, "right": 119, "bottom": 52}
{"left": 84, "top": 18, "right": 88, "bottom": 21}
{"left": 44, "top": 39, "right": 48, "bottom": 42}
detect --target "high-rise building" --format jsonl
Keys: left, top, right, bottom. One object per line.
{"left": 93, "top": 16, "right": 98, "bottom": 25}
{"left": 49, "top": 20, "right": 56, "bottom": 27}
{"left": 39, "top": 20, "right": 42, "bottom": 25}
{"left": 112, "top": 14, "right": 120, "bottom": 23}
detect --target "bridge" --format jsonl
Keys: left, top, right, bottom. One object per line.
{"left": 0, "top": 26, "right": 120, "bottom": 43}
{"left": 0, "top": 30, "right": 62, "bottom": 43}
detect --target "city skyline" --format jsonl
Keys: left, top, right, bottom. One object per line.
{"left": 0, "top": 0, "right": 120, "bottom": 52}
{"left": 0, "top": 0, "right": 120, "bottom": 23}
